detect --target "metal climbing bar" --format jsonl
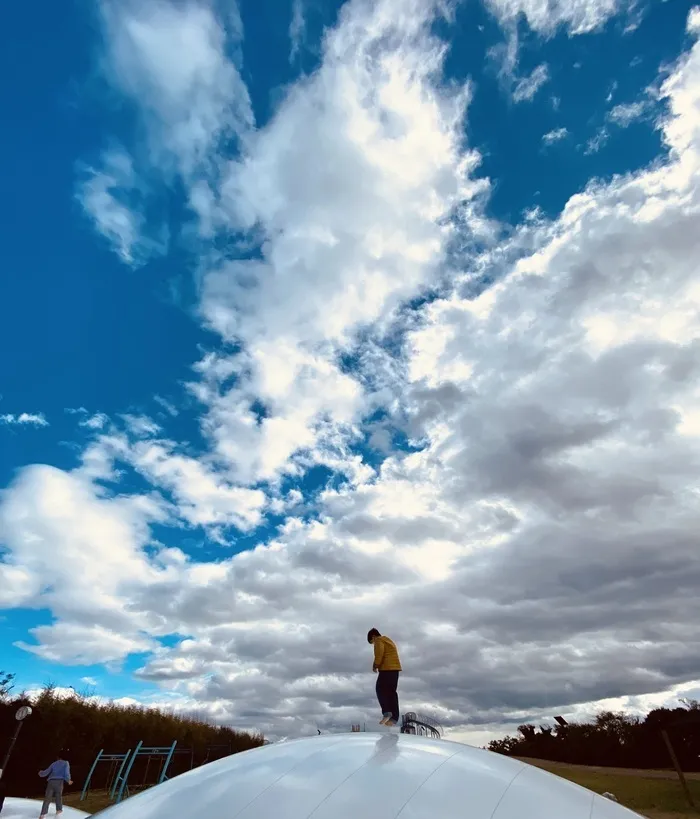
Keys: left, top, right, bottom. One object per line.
{"left": 80, "top": 749, "right": 103, "bottom": 801}
{"left": 114, "top": 740, "right": 142, "bottom": 803}
{"left": 80, "top": 748, "right": 133, "bottom": 802}
{"left": 158, "top": 740, "right": 177, "bottom": 783}
{"left": 110, "top": 749, "right": 134, "bottom": 800}
{"left": 114, "top": 740, "right": 179, "bottom": 802}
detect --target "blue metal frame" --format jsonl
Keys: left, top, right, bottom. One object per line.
{"left": 114, "top": 740, "right": 142, "bottom": 803}
{"left": 80, "top": 749, "right": 103, "bottom": 801}
{"left": 114, "top": 740, "right": 178, "bottom": 802}
{"left": 158, "top": 740, "right": 178, "bottom": 784}
{"left": 80, "top": 748, "right": 133, "bottom": 802}
{"left": 110, "top": 749, "right": 134, "bottom": 800}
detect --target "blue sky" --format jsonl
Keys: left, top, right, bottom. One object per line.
{"left": 2, "top": 0, "right": 700, "bottom": 742}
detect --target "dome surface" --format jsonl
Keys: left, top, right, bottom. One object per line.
{"left": 1, "top": 797, "right": 90, "bottom": 818}
{"left": 94, "top": 732, "right": 643, "bottom": 819}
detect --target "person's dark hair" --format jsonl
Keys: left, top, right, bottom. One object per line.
{"left": 367, "top": 628, "right": 381, "bottom": 644}
{"left": 57, "top": 748, "right": 68, "bottom": 759}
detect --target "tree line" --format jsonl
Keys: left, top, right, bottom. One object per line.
{"left": 488, "top": 699, "right": 700, "bottom": 771}
{"left": 0, "top": 673, "right": 263, "bottom": 798}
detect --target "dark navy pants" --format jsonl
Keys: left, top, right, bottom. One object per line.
{"left": 376, "top": 670, "right": 400, "bottom": 722}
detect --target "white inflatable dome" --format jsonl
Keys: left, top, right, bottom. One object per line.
{"left": 93, "top": 732, "right": 643, "bottom": 819}
{"left": 1, "top": 797, "right": 90, "bottom": 818}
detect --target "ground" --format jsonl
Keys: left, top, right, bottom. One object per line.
{"left": 63, "top": 791, "right": 114, "bottom": 814}
{"left": 518, "top": 758, "right": 700, "bottom": 817}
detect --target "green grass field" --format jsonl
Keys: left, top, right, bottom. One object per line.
{"left": 64, "top": 762, "right": 700, "bottom": 818}
{"left": 63, "top": 782, "right": 159, "bottom": 813}
{"left": 519, "top": 758, "right": 700, "bottom": 817}
{"left": 64, "top": 790, "right": 115, "bottom": 814}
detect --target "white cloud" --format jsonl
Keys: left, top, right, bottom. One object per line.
{"left": 4, "top": 1, "right": 700, "bottom": 747}
{"left": 81, "top": 676, "right": 99, "bottom": 686}
{"left": 79, "top": 412, "right": 109, "bottom": 430}
{"left": 608, "top": 100, "right": 648, "bottom": 126}
{"left": 76, "top": 149, "right": 164, "bottom": 266}
{"left": 0, "top": 413, "right": 48, "bottom": 427}
{"left": 191, "top": 0, "right": 491, "bottom": 484}
{"left": 0, "top": 464, "right": 169, "bottom": 664}
{"left": 80, "top": 0, "right": 256, "bottom": 256}
{"left": 487, "top": 32, "right": 549, "bottom": 104}
{"left": 153, "top": 395, "right": 179, "bottom": 417}
{"left": 484, "top": 0, "right": 634, "bottom": 35}
{"left": 584, "top": 126, "right": 609, "bottom": 154}
{"left": 512, "top": 62, "right": 550, "bottom": 102}
{"left": 70, "top": 428, "right": 268, "bottom": 533}
{"left": 124, "top": 438, "right": 268, "bottom": 531}
{"left": 690, "top": 6, "right": 700, "bottom": 34}
{"left": 140, "top": 7, "right": 700, "bottom": 738}
{"left": 16, "top": 621, "right": 157, "bottom": 666}
{"left": 121, "top": 414, "right": 162, "bottom": 437}
{"left": 100, "top": 0, "right": 253, "bottom": 177}
{"left": 289, "top": 0, "right": 306, "bottom": 62}
{"left": 485, "top": 0, "right": 633, "bottom": 90}
{"left": 542, "top": 126, "right": 569, "bottom": 145}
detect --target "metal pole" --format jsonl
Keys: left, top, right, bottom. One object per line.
{"left": 661, "top": 729, "right": 695, "bottom": 808}
{"left": 116, "top": 740, "right": 142, "bottom": 803}
{"left": 159, "top": 741, "right": 177, "bottom": 784}
{"left": 110, "top": 750, "right": 132, "bottom": 801}
{"left": 80, "top": 749, "right": 103, "bottom": 801}
{"left": 0, "top": 721, "right": 24, "bottom": 780}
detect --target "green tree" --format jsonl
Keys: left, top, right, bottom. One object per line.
{"left": 0, "top": 670, "right": 15, "bottom": 699}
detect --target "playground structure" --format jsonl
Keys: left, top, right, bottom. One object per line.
{"left": 400, "top": 712, "right": 443, "bottom": 739}
{"left": 202, "top": 743, "right": 232, "bottom": 765}
{"left": 82, "top": 740, "right": 195, "bottom": 804}
{"left": 80, "top": 749, "right": 133, "bottom": 803}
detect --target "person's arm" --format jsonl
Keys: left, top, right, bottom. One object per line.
{"left": 65, "top": 762, "right": 72, "bottom": 784}
{"left": 38, "top": 763, "right": 52, "bottom": 778}
{"left": 373, "top": 638, "right": 385, "bottom": 669}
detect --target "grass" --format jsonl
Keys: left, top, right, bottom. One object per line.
{"left": 64, "top": 789, "right": 139, "bottom": 814}
{"left": 519, "top": 758, "right": 700, "bottom": 817}
{"left": 63, "top": 780, "right": 162, "bottom": 814}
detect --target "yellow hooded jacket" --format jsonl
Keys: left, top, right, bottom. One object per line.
{"left": 373, "top": 635, "right": 402, "bottom": 672}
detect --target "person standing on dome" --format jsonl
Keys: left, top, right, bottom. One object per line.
{"left": 38, "top": 749, "right": 72, "bottom": 819}
{"left": 368, "top": 628, "right": 402, "bottom": 726}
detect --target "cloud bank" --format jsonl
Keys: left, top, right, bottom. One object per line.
{"left": 0, "top": 413, "right": 49, "bottom": 427}
{"left": 2, "top": 1, "right": 700, "bottom": 744}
